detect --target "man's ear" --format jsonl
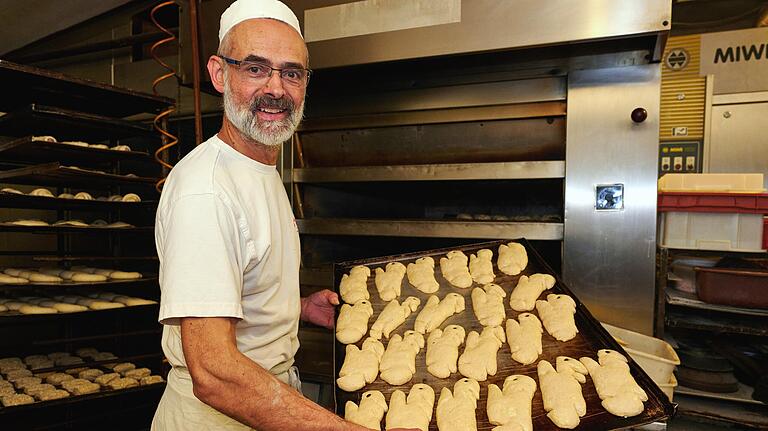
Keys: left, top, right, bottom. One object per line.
{"left": 207, "top": 55, "right": 226, "bottom": 94}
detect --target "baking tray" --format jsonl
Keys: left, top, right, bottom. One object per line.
{"left": 333, "top": 239, "right": 675, "bottom": 430}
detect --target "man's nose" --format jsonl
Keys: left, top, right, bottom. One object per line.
{"left": 262, "top": 71, "right": 286, "bottom": 99}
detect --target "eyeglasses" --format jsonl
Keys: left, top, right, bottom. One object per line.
{"left": 219, "top": 55, "right": 311, "bottom": 88}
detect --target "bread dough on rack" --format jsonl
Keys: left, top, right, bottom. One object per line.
{"left": 414, "top": 293, "right": 465, "bottom": 334}
{"left": 536, "top": 294, "right": 578, "bottom": 342}
{"left": 74, "top": 192, "right": 93, "bottom": 200}
{"left": 122, "top": 193, "right": 141, "bottom": 202}
{"left": 379, "top": 330, "right": 424, "bottom": 386}
{"left": 468, "top": 249, "right": 495, "bottom": 285}
{"left": 19, "top": 305, "right": 58, "bottom": 314}
{"left": 369, "top": 297, "right": 420, "bottom": 340}
{"left": 140, "top": 375, "right": 164, "bottom": 385}
{"left": 436, "top": 378, "right": 481, "bottom": 431}
{"left": 31, "top": 136, "right": 57, "bottom": 143}
{"left": 61, "top": 141, "right": 89, "bottom": 147}
{"left": 487, "top": 374, "right": 537, "bottom": 431}
{"left": 340, "top": 265, "right": 371, "bottom": 304}
{"left": 29, "top": 188, "right": 54, "bottom": 198}
{"left": 38, "top": 301, "right": 88, "bottom": 313}
{"left": 59, "top": 271, "right": 108, "bottom": 282}
{"left": 580, "top": 350, "right": 648, "bottom": 418}
{"left": 345, "top": 390, "right": 387, "bottom": 430}
{"left": 336, "top": 300, "right": 374, "bottom": 344}
{"left": 53, "top": 220, "right": 89, "bottom": 227}
{"left": 470, "top": 283, "right": 506, "bottom": 327}
{"left": 439, "top": 250, "right": 473, "bottom": 288}
{"left": 1, "top": 187, "right": 23, "bottom": 194}
{"left": 10, "top": 219, "right": 49, "bottom": 226}
{"left": 425, "top": 325, "right": 465, "bottom": 379}
{"left": 406, "top": 256, "right": 439, "bottom": 294}
{"left": 385, "top": 383, "right": 434, "bottom": 431}
{"left": 508, "top": 273, "right": 555, "bottom": 312}
{"left": 538, "top": 357, "right": 588, "bottom": 429}
{"left": 497, "top": 242, "right": 528, "bottom": 275}
{"left": 374, "top": 262, "right": 406, "bottom": 301}
{"left": 57, "top": 193, "right": 75, "bottom": 199}
{"left": 505, "top": 313, "right": 543, "bottom": 365}
{"left": 0, "top": 273, "right": 29, "bottom": 284}
{"left": 458, "top": 325, "right": 506, "bottom": 381}
{"left": 111, "top": 145, "right": 131, "bottom": 151}
{"left": 1, "top": 393, "right": 34, "bottom": 406}
{"left": 336, "top": 337, "right": 385, "bottom": 392}
{"left": 89, "top": 144, "right": 109, "bottom": 150}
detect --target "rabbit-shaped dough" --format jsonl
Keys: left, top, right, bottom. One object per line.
{"left": 468, "top": 249, "right": 494, "bottom": 285}
{"left": 536, "top": 294, "right": 578, "bottom": 342}
{"left": 505, "top": 313, "right": 543, "bottom": 365}
{"left": 407, "top": 257, "right": 439, "bottom": 294}
{"left": 379, "top": 331, "right": 425, "bottom": 385}
{"left": 337, "top": 337, "right": 385, "bottom": 392}
{"left": 385, "top": 384, "right": 435, "bottom": 431}
{"left": 508, "top": 273, "right": 555, "bottom": 312}
{"left": 436, "top": 378, "right": 481, "bottom": 431}
{"left": 538, "top": 357, "right": 588, "bottom": 429}
{"left": 340, "top": 265, "right": 371, "bottom": 304}
{"left": 497, "top": 242, "right": 528, "bottom": 275}
{"left": 375, "top": 262, "right": 407, "bottom": 301}
{"left": 471, "top": 283, "right": 506, "bottom": 327}
{"left": 579, "top": 350, "right": 648, "bottom": 418}
{"left": 425, "top": 325, "right": 465, "bottom": 379}
{"left": 440, "top": 250, "right": 472, "bottom": 288}
{"left": 370, "top": 297, "right": 420, "bottom": 340}
{"left": 487, "top": 375, "right": 537, "bottom": 431}
{"left": 336, "top": 300, "right": 374, "bottom": 344}
{"left": 414, "top": 293, "right": 465, "bottom": 334}
{"left": 458, "top": 326, "right": 505, "bottom": 381}
{"left": 346, "top": 390, "right": 388, "bottom": 430}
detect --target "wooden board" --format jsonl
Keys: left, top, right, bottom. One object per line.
{"left": 333, "top": 239, "right": 675, "bottom": 430}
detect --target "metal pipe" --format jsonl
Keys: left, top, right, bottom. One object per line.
{"left": 188, "top": 0, "right": 203, "bottom": 145}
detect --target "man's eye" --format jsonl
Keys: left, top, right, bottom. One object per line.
{"left": 247, "top": 64, "right": 268, "bottom": 75}
{"left": 283, "top": 70, "right": 301, "bottom": 80}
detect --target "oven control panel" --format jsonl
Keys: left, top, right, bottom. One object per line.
{"left": 659, "top": 141, "right": 701, "bottom": 176}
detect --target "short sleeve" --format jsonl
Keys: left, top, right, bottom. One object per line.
{"left": 156, "top": 193, "right": 245, "bottom": 325}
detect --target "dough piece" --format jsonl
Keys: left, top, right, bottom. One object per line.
{"left": 1, "top": 393, "right": 34, "bottom": 406}
{"left": 75, "top": 348, "right": 99, "bottom": 358}
{"left": 30, "top": 188, "right": 54, "bottom": 198}
{"left": 6, "top": 369, "right": 33, "bottom": 381}
{"left": 65, "top": 368, "right": 89, "bottom": 377}
{"left": 69, "top": 381, "right": 100, "bottom": 395}
{"left": 61, "top": 378, "right": 90, "bottom": 392}
{"left": 106, "top": 221, "right": 134, "bottom": 228}
{"left": 471, "top": 283, "right": 506, "bottom": 327}
{"left": 13, "top": 376, "right": 42, "bottom": 389}
{"left": 107, "top": 194, "right": 123, "bottom": 202}
{"left": 0, "top": 304, "right": 6, "bottom": 312}
{"left": 385, "top": 384, "right": 435, "bottom": 431}
{"left": 62, "top": 271, "right": 107, "bottom": 282}
{"left": 37, "top": 389, "right": 70, "bottom": 401}
{"left": 78, "top": 369, "right": 104, "bottom": 382}
{"left": 339, "top": 266, "right": 371, "bottom": 305}
{"left": 111, "top": 145, "right": 131, "bottom": 151}
{"left": 107, "top": 377, "right": 139, "bottom": 390}
{"left": 369, "top": 297, "right": 420, "bottom": 340}
{"left": 337, "top": 337, "right": 385, "bottom": 392}
{"left": 140, "top": 375, "right": 165, "bottom": 385}
{"left": 374, "top": 262, "right": 406, "bottom": 301}
{"left": 379, "top": 331, "right": 424, "bottom": 386}
{"left": 24, "top": 383, "right": 55, "bottom": 397}
{"left": 38, "top": 301, "right": 88, "bottom": 313}
{"left": 0, "top": 386, "right": 16, "bottom": 397}
{"left": 121, "top": 193, "right": 141, "bottom": 202}
{"left": 425, "top": 325, "right": 465, "bottom": 379}
{"left": 538, "top": 357, "right": 588, "bottom": 429}
{"left": 32, "top": 135, "right": 57, "bottom": 143}
{"left": 1, "top": 187, "right": 23, "bottom": 194}
{"left": 505, "top": 313, "right": 543, "bottom": 365}
{"left": 90, "top": 219, "right": 108, "bottom": 226}
{"left": 458, "top": 326, "right": 505, "bottom": 381}
{"left": 83, "top": 300, "right": 125, "bottom": 310}
{"left": 53, "top": 220, "right": 89, "bottom": 227}
{"left": 24, "top": 355, "right": 48, "bottom": 365}
{"left": 345, "top": 390, "right": 387, "bottom": 430}
{"left": 95, "top": 292, "right": 121, "bottom": 301}
{"left": 92, "top": 352, "right": 117, "bottom": 361}
{"left": 413, "top": 293, "right": 465, "bottom": 334}
{"left": 10, "top": 219, "right": 49, "bottom": 226}
{"left": 74, "top": 192, "right": 93, "bottom": 200}
{"left": 508, "top": 273, "right": 556, "bottom": 312}
{"left": 487, "top": 375, "right": 537, "bottom": 431}
{"left": 61, "top": 141, "right": 88, "bottom": 147}
{"left": 45, "top": 373, "right": 74, "bottom": 386}
{"left": 23, "top": 271, "right": 63, "bottom": 283}
{"left": 406, "top": 256, "right": 439, "bottom": 294}
{"left": 58, "top": 193, "right": 75, "bottom": 199}
{"left": 536, "top": 294, "right": 578, "bottom": 342}
{"left": 436, "top": 378, "right": 481, "bottom": 431}
{"left": 123, "top": 368, "right": 150, "bottom": 379}
{"left": 468, "top": 249, "right": 495, "bottom": 285}
{"left": 110, "top": 363, "right": 136, "bottom": 375}
{"left": 107, "top": 270, "right": 142, "bottom": 280}
{"left": 580, "top": 350, "right": 648, "bottom": 417}
{"left": 46, "top": 352, "right": 70, "bottom": 360}
{"left": 498, "top": 242, "right": 528, "bottom": 275}
{"left": 113, "top": 296, "right": 156, "bottom": 306}
{"left": 95, "top": 373, "right": 120, "bottom": 386}
{"left": 439, "top": 250, "right": 472, "bottom": 288}
{"left": 89, "top": 144, "right": 109, "bottom": 149}
{"left": 55, "top": 356, "right": 83, "bottom": 367}
{"left": 4, "top": 301, "right": 26, "bottom": 311}
{"left": 0, "top": 273, "right": 29, "bottom": 284}
{"left": 19, "top": 305, "right": 58, "bottom": 314}
{"left": 336, "top": 300, "right": 374, "bottom": 345}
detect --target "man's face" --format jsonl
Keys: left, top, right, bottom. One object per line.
{"left": 220, "top": 19, "right": 308, "bottom": 147}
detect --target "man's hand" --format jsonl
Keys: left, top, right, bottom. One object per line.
{"left": 300, "top": 289, "right": 339, "bottom": 329}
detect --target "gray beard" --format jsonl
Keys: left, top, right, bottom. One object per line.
{"left": 222, "top": 76, "right": 304, "bottom": 148}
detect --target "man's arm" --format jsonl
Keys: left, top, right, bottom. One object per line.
{"left": 182, "top": 317, "right": 365, "bottom": 431}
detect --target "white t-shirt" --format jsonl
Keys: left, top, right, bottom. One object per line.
{"left": 155, "top": 135, "right": 301, "bottom": 373}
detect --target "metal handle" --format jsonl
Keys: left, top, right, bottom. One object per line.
{"left": 631, "top": 107, "right": 648, "bottom": 123}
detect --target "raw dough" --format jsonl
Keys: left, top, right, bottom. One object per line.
{"left": 10, "top": 219, "right": 49, "bottom": 226}
{"left": 385, "top": 384, "right": 434, "bottom": 431}
{"left": 414, "top": 293, "right": 465, "bottom": 334}
{"left": 89, "top": 144, "right": 109, "bottom": 149}
{"left": 345, "top": 390, "right": 387, "bottom": 430}
{"left": 436, "top": 378, "right": 481, "bottom": 431}
{"left": 31, "top": 136, "right": 57, "bottom": 142}
{"left": 140, "top": 375, "right": 165, "bottom": 385}
{"left": 538, "top": 357, "right": 588, "bottom": 429}
{"left": 379, "top": 331, "right": 424, "bottom": 386}
{"left": 536, "top": 294, "right": 578, "bottom": 342}
{"left": 111, "top": 145, "right": 131, "bottom": 151}
{"left": 406, "top": 256, "right": 439, "bottom": 294}
{"left": 580, "top": 350, "right": 648, "bottom": 417}
{"left": 458, "top": 326, "right": 506, "bottom": 382}
{"left": 46, "top": 373, "right": 74, "bottom": 386}
{"left": 94, "top": 373, "right": 120, "bottom": 386}
{"left": 107, "top": 270, "right": 142, "bottom": 280}
{"left": 78, "top": 369, "right": 104, "bottom": 382}
{"left": 468, "top": 249, "right": 495, "bottom": 285}
{"left": 57, "top": 193, "right": 74, "bottom": 199}
{"left": 58, "top": 271, "right": 107, "bottom": 282}
{"left": 487, "top": 375, "right": 537, "bottom": 431}
{"left": 0, "top": 273, "right": 29, "bottom": 284}
{"left": 1, "top": 187, "right": 23, "bottom": 194}
{"left": 508, "top": 273, "right": 556, "bottom": 312}
{"left": 87, "top": 301, "right": 125, "bottom": 310}
{"left": 74, "top": 192, "right": 93, "bottom": 200}
{"left": 60, "top": 141, "right": 88, "bottom": 147}
{"left": 505, "top": 313, "right": 543, "bottom": 365}
{"left": 107, "top": 377, "right": 138, "bottom": 390}
{"left": 112, "top": 296, "right": 156, "bottom": 306}
{"left": 369, "top": 297, "right": 420, "bottom": 340}
{"left": 19, "top": 305, "right": 58, "bottom": 314}
{"left": 6, "top": 369, "right": 33, "bottom": 381}
{"left": 123, "top": 368, "right": 151, "bottom": 379}
{"left": 30, "top": 188, "right": 54, "bottom": 197}
{"left": 498, "top": 242, "right": 528, "bottom": 275}
{"left": 425, "top": 325, "right": 465, "bottom": 379}
{"left": 374, "top": 262, "right": 406, "bottom": 301}
{"left": 122, "top": 193, "right": 141, "bottom": 202}
{"left": 439, "top": 250, "right": 472, "bottom": 288}
{"left": 106, "top": 221, "right": 134, "bottom": 228}
{"left": 336, "top": 300, "right": 374, "bottom": 344}
{"left": 339, "top": 265, "right": 371, "bottom": 304}
{"left": 471, "top": 283, "right": 506, "bottom": 327}
{"left": 337, "top": 337, "right": 385, "bottom": 392}
{"left": 69, "top": 381, "right": 100, "bottom": 395}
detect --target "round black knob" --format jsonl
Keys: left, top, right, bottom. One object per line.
{"left": 631, "top": 107, "right": 648, "bottom": 123}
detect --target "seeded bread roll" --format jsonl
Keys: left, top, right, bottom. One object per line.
{"left": 5, "top": 369, "right": 32, "bottom": 380}
{"left": 54, "top": 356, "right": 83, "bottom": 367}
{"left": 47, "top": 352, "right": 70, "bottom": 360}
{"left": 110, "top": 363, "right": 136, "bottom": 374}
{"left": 46, "top": 373, "right": 74, "bottom": 386}
{"left": 94, "top": 373, "right": 120, "bottom": 386}
{"left": 0, "top": 386, "right": 16, "bottom": 397}
{"left": 123, "top": 368, "right": 150, "bottom": 379}
{"left": 34, "top": 372, "right": 55, "bottom": 379}
{"left": 24, "top": 383, "right": 55, "bottom": 397}
{"left": 92, "top": 352, "right": 117, "bottom": 361}
{"left": 107, "top": 377, "right": 138, "bottom": 390}
{"left": 1, "top": 393, "right": 34, "bottom": 406}
{"left": 78, "top": 369, "right": 104, "bottom": 382}
{"left": 36, "top": 389, "right": 70, "bottom": 401}
{"left": 19, "top": 305, "right": 58, "bottom": 314}
{"left": 25, "top": 355, "right": 49, "bottom": 365}
{"left": 69, "top": 381, "right": 100, "bottom": 395}
{"left": 65, "top": 367, "right": 88, "bottom": 376}
{"left": 13, "top": 376, "right": 42, "bottom": 389}
{"left": 0, "top": 304, "right": 6, "bottom": 312}
{"left": 140, "top": 375, "right": 165, "bottom": 385}
{"left": 28, "top": 360, "right": 54, "bottom": 370}
{"left": 75, "top": 348, "right": 99, "bottom": 358}
{"left": 61, "top": 379, "right": 90, "bottom": 392}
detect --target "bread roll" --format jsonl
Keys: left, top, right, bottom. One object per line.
{"left": 36, "top": 389, "right": 69, "bottom": 401}
{"left": 140, "top": 375, "right": 165, "bottom": 385}
{"left": 74, "top": 192, "right": 93, "bottom": 200}
{"left": 45, "top": 373, "right": 74, "bottom": 386}
{"left": 1, "top": 187, "right": 23, "bottom": 194}
{"left": 107, "top": 377, "right": 138, "bottom": 390}
{"left": 1, "top": 393, "right": 34, "bottom": 406}
{"left": 122, "top": 193, "right": 141, "bottom": 202}
{"left": 18, "top": 305, "right": 57, "bottom": 315}
{"left": 78, "top": 369, "right": 104, "bottom": 382}
{"left": 29, "top": 188, "right": 54, "bottom": 198}
{"left": 10, "top": 219, "right": 49, "bottom": 226}
{"left": 122, "top": 368, "right": 150, "bottom": 379}
{"left": 57, "top": 193, "right": 75, "bottom": 199}
{"left": 94, "top": 373, "right": 120, "bottom": 386}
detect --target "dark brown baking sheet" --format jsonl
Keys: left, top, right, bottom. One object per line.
{"left": 333, "top": 239, "right": 676, "bottom": 430}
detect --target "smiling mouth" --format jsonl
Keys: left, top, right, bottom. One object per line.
{"left": 256, "top": 107, "right": 287, "bottom": 114}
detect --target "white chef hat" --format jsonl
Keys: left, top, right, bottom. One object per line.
{"left": 219, "top": 0, "right": 303, "bottom": 42}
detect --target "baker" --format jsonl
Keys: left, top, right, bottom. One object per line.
{"left": 151, "top": 1, "right": 414, "bottom": 429}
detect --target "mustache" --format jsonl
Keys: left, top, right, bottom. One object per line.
{"left": 250, "top": 95, "right": 294, "bottom": 113}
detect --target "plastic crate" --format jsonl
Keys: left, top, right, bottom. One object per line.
{"left": 602, "top": 323, "right": 680, "bottom": 386}
{"left": 658, "top": 192, "right": 768, "bottom": 214}
{"left": 659, "top": 211, "right": 767, "bottom": 252}
{"left": 659, "top": 173, "right": 765, "bottom": 193}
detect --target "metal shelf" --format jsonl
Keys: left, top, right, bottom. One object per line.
{"left": 0, "top": 192, "right": 156, "bottom": 211}
{"left": 32, "top": 255, "right": 159, "bottom": 262}
{"left": 677, "top": 383, "right": 764, "bottom": 406}
{"left": 0, "top": 60, "right": 173, "bottom": 117}
{"left": 0, "top": 136, "right": 152, "bottom": 166}
{"left": 0, "top": 104, "right": 155, "bottom": 141}
{"left": 0, "top": 303, "right": 158, "bottom": 323}
{"left": 665, "top": 309, "right": 768, "bottom": 337}
{"left": 0, "top": 276, "right": 157, "bottom": 290}
{"left": 666, "top": 290, "right": 768, "bottom": 317}
{"left": 0, "top": 162, "right": 159, "bottom": 189}
{"left": 293, "top": 160, "right": 565, "bottom": 183}
{"left": 0, "top": 224, "right": 153, "bottom": 234}
{"left": 296, "top": 218, "right": 564, "bottom": 240}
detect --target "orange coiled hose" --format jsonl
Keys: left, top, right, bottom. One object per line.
{"left": 150, "top": 1, "right": 179, "bottom": 193}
